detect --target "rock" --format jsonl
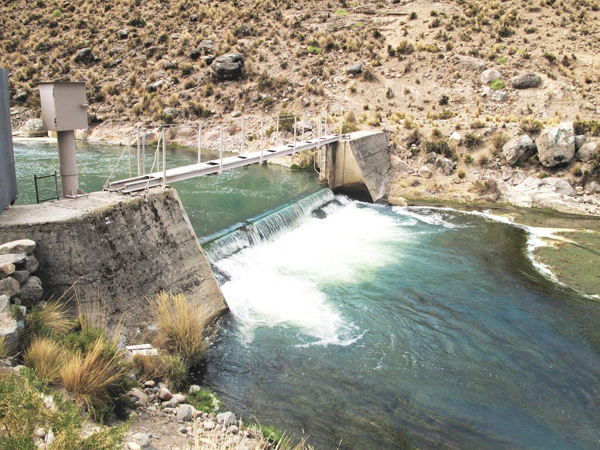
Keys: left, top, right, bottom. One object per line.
{"left": 146, "top": 80, "right": 164, "bottom": 93}
{"left": 434, "top": 156, "right": 454, "bottom": 175}
{"left": 176, "top": 404, "right": 195, "bottom": 422}
{"left": 502, "top": 135, "right": 536, "bottom": 166}
{"left": 132, "top": 432, "right": 151, "bottom": 448}
{"left": 491, "top": 90, "right": 508, "bottom": 103}
{"left": 227, "top": 425, "right": 239, "bottom": 434}
{"left": 197, "top": 39, "right": 216, "bottom": 53}
{"left": 162, "top": 107, "right": 180, "bottom": 119}
{"left": 418, "top": 166, "right": 433, "bottom": 179}
{"left": 144, "top": 380, "right": 156, "bottom": 388}
{"left": 580, "top": 101, "right": 597, "bottom": 112}
{"left": 45, "top": 428, "right": 54, "bottom": 448}
{"left": 117, "top": 29, "right": 129, "bottom": 39}
{"left": 202, "top": 55, "right": 215, "bottom": 66}
{"left": 575, "top": 135, "right": 586, "bottom": 150}
{"left": 0, "top": 295, "right": 18, "bottom": 354}
{"left": 189, "top": 49, "right": 201, "bottom": 60}
{"left": 13, "top": 91, "right": 27, "bottom": 102}
{"left": 211, "top": 53, "right": 244, "bottom": 80}
{"left": 157, "top": 387, "right": 172, "bottom": 401}
{"left": 547, "top": 178, "right": 577, "bottom": 197}
{"left": 388, "top": 197, "right": 408, "bottom": 207}
{"left": 217, "top": 411, "right": 236, "bottom": 427}
{"left": 189, "top": 385, "right": 201, "bottom": 394}
{"left": 0, "top": 263, "right": 15, "bottom": 280}
{"left": 449, "top": 132, "right": 461, "bottom": 144}
{"left": 301, "top": 97, "right": 310, "bottom": 107}
{"left": 173, "top": 393, "right": 186, "bottom": 403}
{"left": 575, "top": 141, "right": 598, "bottom": 162}
{"left": 0, "top": 253, "right": 26, "bottom": 266}
{"left": 23, "top": 119, "right": 45, "bottom": 137}
{"left": 231, "top": 111, "right": 242, "bottom": 118}
{"left": 125, "top": 443, "right": 141, "bottom": 450}
{"left": 391, "top": 155, "right": 411, "bottom": 173}
{"left": 536, "top": 122, "right": 576, "bottom": 167}
{"left": 146, "top": 46, "right": 166, "bottom": 58}
{"left": 74, "top": 47, "right": 94, "bottom": 63}
{"left": 450, "top": 54, "right": 486, "bottom": 72}
{"left": 0, "top": 277, "right": 20, "bottom": 298}
{"left": 510, "top": 73, "right": 542, "bottom": 89}
{"left": 347, "top": 64, "right": 362, "bottom": 75}
{"left": 481, "top": 69, "right": 502, "bottom": 85}
{"left": 163, "top": 61, "right": 176, "bottom": 70}
{"left": 25, "top": 255, "right": 39, "bottom": 273}
{"left": 162, "top": 397, "right": 179, "bottom": 408}
{"left": 129, "top": 388, "right": 149, "bottom": 405}
{"left": 19, "top": 276, "right": 43, "bottom": 307}
{"left": 585, "top": 180, "right": 600, "bottom": 194}
{"left": 203, "top": 420, "right": 216, "bottom": 430}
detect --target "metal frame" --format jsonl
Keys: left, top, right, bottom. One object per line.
{"left": 34, "top": 171, "right": 60, "bottom": 204}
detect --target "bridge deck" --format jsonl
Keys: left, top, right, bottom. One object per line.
{"left": 109, "top": 134, "right": 341, "bottom": 193}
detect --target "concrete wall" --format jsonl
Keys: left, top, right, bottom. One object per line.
{"left": 326, "top": 131, "right": 391, "bottom": 202}
{"left": 0, "top": 69, "right": 18, "bottom": 212}
{"left": 0, "top": 188, "right": 228, "bottom": 334}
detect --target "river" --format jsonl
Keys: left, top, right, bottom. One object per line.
{"left": 13, "top": 141, "right": 600, "bottom": 449}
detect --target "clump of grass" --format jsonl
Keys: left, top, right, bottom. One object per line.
{"left": 61, "top": 338, "right": 128, "bottom": 420}
{"left": 492, "top": 132, "right": 509, "bottom": 151}
{"left": 423, "top": 139, "right": 454, "bottom": 158}
{"left": 574, "top": 120, "right": 600, "bottom": 136}
{"left": 23, "top": 299, "right": 72, "bottom": 345}
{"left": 490, "top": 78, "right": 505, "bottom": 90}
{"left": 458, "top": 168, "right": 466, "bottom": 179}
{"left": 334, "top": 9, "right": 348, "bottom": 16}
{"left": 464, "top": 133, "right": 484, "bottom": 149}
{"left": 148, "top": 292, "right": 210, "bottom": 368}
{"left": 23, "top": 338, "right": 67, "bottom": 385}
{"left": 463, "top": 154, "right": 474, "bottom": 165}
{"left": 187, "top": 388, "right": 221, "bottom": 413}
{"left": 132, "top": 353, "right": 187, "bottom": 390}
{"left": 307, "top": 46, "right": 321, "bottom": 55}
{"left": 521, "top": 116, "right": 544, "bottom": 134}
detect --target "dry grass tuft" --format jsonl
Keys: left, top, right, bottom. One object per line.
{"left": 23, "top": 337, "right": 67, "bottom": 384}
{"left": 61, "top": 338, "right": 126, "bottom": 414}
{"left": 24, "top": 299, "right": 72, "bottom": 343}
{"left": 132, "top": 352, "right": 188, "bottom": 390}
{"left": 148, "top": 291, "right": 210, "bottom": 368}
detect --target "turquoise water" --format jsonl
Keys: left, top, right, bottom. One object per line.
{"left": 12, "top": 141, "right": 600, "bottom": 449}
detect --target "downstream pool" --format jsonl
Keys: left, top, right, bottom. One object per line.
{"left": 13, "top": 140, "right": 600, "bottom": 449}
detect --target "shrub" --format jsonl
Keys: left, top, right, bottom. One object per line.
{"left": 489, "top": 78, "right": 505, "bottom": 90}
{"left": 61, "top": 338, "right": 128, "bottom": 420}
{"left": 396, "top": 40, "right": 415, "bottom": 55}
{"left": 464, "top": 133, "right": 483, "bottom": 149}
{"left": 148, "top": 292, "right": 210, "bottom": 368}
{"left": 23, "top": 337, "right": 67, "bottom": 384}
{"left": 544, "top": 52, "right": 557, "bottom": 64}
{"left": 521, "top": 117, "right": 544, "bottom": 134}
{"left": 334, "top": 9, "right": 348, "bottom": 16}
{"left": 438, "top": 109, "right": 454, "bottom": 120}
{"left": 492, "top": 132, "right": 509, "bottom": 151}
{"left": 307, "top": 46, "right": 321, "bottom": 55}
{"left": 187, "top": 388, "right": 222, "bottom": 413}
{"left": 574, "top": 120, "right": 600, "bottom": 136}
{"left": 463, "top": 154, "right": 474, "bottom": 165}
{"left": 458, "top": 168, "right": 466, "bottom": 179}
{"left": 132, "top": 353, "right": 187, "bottom": 390}
{"left": 423, "top": 139, "right": 453, "bottom": 158}
{"left": 23, "top": 300, "right": 72, "bottom": 346}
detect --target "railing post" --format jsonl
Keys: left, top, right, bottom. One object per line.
{"left": 325, "top": 113, "right": 328, "bottom": 136}
{"left": 128, "top": 138, "right": 132, "bottom": 178}
{"left": 141, "top": 130, "right": 146, "bottom": 175}
{"left": 136, "top": 126, "right": 141, "bottom": 176}
{"left": 260, "top": 119, "right": 264, "bottom": 164}
{"left": 197, "top": 122, "right": 202, "bottom": 164}
{"left": 318, "top": 116, "right": 322, "bottom": 151}
{"left": 340, "top": 110, "right": 343, "bottom": 138}
{"left": 275, "top": 114, "right": 279, "bottom": 148}
{"left": 241, "top": 117, "right": 245, "bottom": 155}
{"left": 219, "top": 124, "right": 223, "bottom": 174}
{"left": 301, "top": 113, "right": 305, "bottom": 142}
{"left": 293, "top": 116, "right": 297, "bottom": 155}
{"left": 162, "top": 128, "right": 167, "bottom": 187}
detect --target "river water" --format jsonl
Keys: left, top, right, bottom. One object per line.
{"left": 13, "top": 141, "right": 600, "bottom": 449}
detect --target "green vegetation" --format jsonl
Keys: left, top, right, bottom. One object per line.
{"left": 489, "top": 78, "right": 505, "bottom": 90}
{"left": 423, "top": 139, "right": 454, "bottom": 158}
{"left": 186, "top": 388, "right": 222, "bottom": 413}
{"left": 464, "top": 133, "right": 484, "bottom": 149}
{"left": 334, "top": 9, "right": 348, "bottom": 16}
{"left": 574, "top": 120, "right": 600, "bottom": 136}
{"left": 496, "top": 56, "right": 507, "bottom": 64}
{"left": 521, "top": 116, "right": 544, "bottom": 134}
{"left": 132, "top": 353, "right": 188, "bottom": 390}
{"left": 307, "top": 45, "right": 322, "bottom": 55}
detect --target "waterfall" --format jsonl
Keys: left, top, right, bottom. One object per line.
{"left": 201, "top": 189, "right": 336, "bottom": 262}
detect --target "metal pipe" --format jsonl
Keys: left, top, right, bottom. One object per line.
{"left": 56, "top": 130, "right": 79, "bottom": 197}
{"left": 293, "top": 117, "right": 297, "bottom": 156}
{"left": 275, "top": 115, "right": 279, "bottom": 148}
{"left": 197, "top": 122, "right": 202, "bottom": 164}
{"left": 260, "top": 119, "right": 264, "bottom": 164}
{"left": 128, "top": 140, "right": 132, "bottom": 178}
{"left": 340, "top": 110, "right": 343, "bottom": 138}
{"left": 301, "top": 113, "right": 305, "bottom": 142}
{"left": 162, "top": 128, "right": 167, "bottom": 187}
{"left": 219, "top": 124, "right": 223, "bottom": 174}
{"left": 241, "top": 117, "right": 245, "bottom": 155}
{"left": 136, "top": 126, "right": 141, "bottom": 176}
{"left": 318, "top": 117, "right": 322, "bottom": 151}
{"left": 141, "top": 131, "right": 146, "bottom": 175}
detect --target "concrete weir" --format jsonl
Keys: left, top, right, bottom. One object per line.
{"left": 0, "top": 188, "right": 228, "bottom": 332}
{"left": 323, "top": 131, "right": 391, "bottom": 202}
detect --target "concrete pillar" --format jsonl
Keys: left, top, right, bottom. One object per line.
{"left": 0, "top": 69, "right": 18, "bottom": 211}
{"left": 57, "top": 130, "right": 80, "bottom": 197}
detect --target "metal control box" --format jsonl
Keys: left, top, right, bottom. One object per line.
{"left": 39, "top": 81, "right": 88, "bottom": 131}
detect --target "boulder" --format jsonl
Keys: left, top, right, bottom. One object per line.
{"left": 0, "top": 277, "right": 19, "bottom": 298}
{"left": 176, "top": 404, "right": 195, "bottom": 422}
{"left": 575, "top": 135, "right": 586, "bottom": 150}
{"left": 418, "top": 166, "right": 433, "bottom": 179}
{"left": 74, "top": 47, "right": 94, "bottom": 63}
{"left": 23, "top": 119, "right": 45, "bottom": 137}
{"left": 128, "top": 388, "right": 149, "bottom": 405}
{"left": 575, "top": 141, "right": 598, "bottom": 163}
{"left": 0, "top": 240, "right": 36, "bottom": 256}
{"left": 19, "top": 276, "right": 43, "bottom": 307}
{"left": 217, "top": 411, "right": 236, "bottom": 427}
{"left": 189, "top": 49, "right": 201, "bottom": 60}
{"left": 0, "top": 263, "right": 15, "bottom": 280}
{"left": 197, "top": 40, "right": 216, "bottom": 54}
{"left": 131, "top": 432, "right": 152, "bottom": 448}
{"left": 162, "top": 107, "right": 181, "bottom": 119}
{"left": 388, "top": 196, "right": 408, "bottom": 207}
{"left": 491, "top": 90, "right": 508, "bottom": 103}
{"left": 450, "top": 54, "right": 486, "bottom": 72}
{"left": 117, "top": 29, "right": 129, "bottom": 39}
{"left": 449, "top": 131, "right": 461, "bottom": 145}
{"left": 13, "top": 91, "right": 27, "bottom": 102}
{"left": 535, "top": 122, "right": 575, "bottom": 167}
{"left": 157, "top": 387, "right": 172, "bottom": 401}
{"left": 0, "top": 295, "right": 18, "bottom": 354}
{"left": 347, "top": 64, "right": 362, "bottom": 75}
{"left": 510, "top": 73, "right": 542, "bottom": 89}
{"left": 25, "top": 255, "right": 39, "bottom": 274}
{"left": 502, "top": 135, "right": 536, "bottom": 166}
{"left": 211, "top": 53, "right": 244, "bottom": 80}
{"left": 0, "top": 253, "right": 26, "bottom": 266}
{"left": 146, "top": 80, "right": 164, "bottom": 93}
{"left": 481, "top": 69, "right": 502, "bottom": 85}
{"left": 434, "top": 156, "right": 454, "bottom": 175}
{"left": 189, "top": 385, "right": 201, "bottom": 394}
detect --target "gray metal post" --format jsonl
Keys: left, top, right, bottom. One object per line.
{"left": 260, "top": 119, "right": 264, "bottom": 164}
{"left": 301, "top": 113, "right": 305, "bottom": 142}
{"left": 293, "top": 117, "right": 297, "bottom": 156}
{"left": 318, "top": 117, "right": 322, "bottom": 151}
{"left": 275, "top": 115, "right": 279, "bottom": 148}
{"left": 241, "top": 117, "right": 245, "bottom": 155}
{"left": 325, "top": 113, "right": 328, "bottom": 136}
{"left": 219, "top": 124, "right": 223, "bottom": 174}
{"left": 197, "top": 122, "right": 202, "bottom": 164}
{"left": 136, "top": 126, "right": 141, "bottom": 176}
{"left": 141, "top": 131, "right": 146, "bottom": 175}
{"left": 128, "top": 140, "right": 132, "bottom": 178}
{"left": 56, "top": 130, "right": 80, "bottom": 197}
{"left": 162, "top": 128, "right": 167, "bottom": 187}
